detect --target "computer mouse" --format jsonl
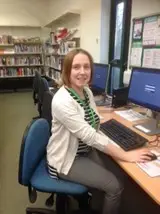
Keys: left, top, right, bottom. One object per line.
{"left": 147, "top": 153, "right": 157, "bottom": 161}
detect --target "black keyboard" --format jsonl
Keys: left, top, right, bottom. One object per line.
{"left": 100, "top": 119, "right": 148, "bottom": 151}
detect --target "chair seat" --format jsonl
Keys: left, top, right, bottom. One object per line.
{"left": 31, "top": 159, "right": 88, "bottom": 195}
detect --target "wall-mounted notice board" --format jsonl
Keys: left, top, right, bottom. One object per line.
{"left": 130, "top": 14, "right": 160, "bottom": 69}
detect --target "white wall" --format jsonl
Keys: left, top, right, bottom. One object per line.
{"left": 47, "top": 0, "right": 71, "bottom": 24}
{"left": 0, "top": 27, "right": 41, "bottom": 38}
{"left": 132, "top": 0, "right": 160, "bottom": 18}
{"left": 0, "top": 0, "right": 51, "bottom": 41}
{"left": 48, "top": 0, "right": 106, "bottom": 62}
{"left": 0, "top": 26, "right": 50, "bottom": 42}
{"left": 80, "top": 1, "right": 101, "bottom": 62}
{"left": 0, "top": 0, "right": 51, "bottom": 27}
{"left": 69, "top": 0, "right": 110, "bottom": 63}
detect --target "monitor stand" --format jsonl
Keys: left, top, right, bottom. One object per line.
{"left": 133, "top": 111, "right": 160, "bottom": 136}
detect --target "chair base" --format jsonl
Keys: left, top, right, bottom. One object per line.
{"left": 26, "top": 207, "right": 56, "bottom": 214}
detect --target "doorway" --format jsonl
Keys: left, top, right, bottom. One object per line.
{"left": 108, "top": 0, "right": 132, "bottom": 94}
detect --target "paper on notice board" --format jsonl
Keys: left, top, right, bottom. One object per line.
{"left": 152, "top": 49, "right": 160, "bottom": 68}
{"left": 143, "top": 16, "right": 157, "bottom": 46}
{"left": 143, "top": 49, "right": 153, "bottom": 67}
{"left": 143, "top": 49, "right": 160, "bottom": 69}
{"left": 130, "top": 47, "right": 142, "bottom": 66}
{"left": 156, "top": 17, "right": 160, "bottom": 45}
{"left": 133, "top": 20, "right": 143, "bottom": 40}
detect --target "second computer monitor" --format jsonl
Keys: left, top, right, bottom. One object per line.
{"left": 128, "top": 67, "right": 160, "bottom": 112}
{"left": 128, "top": 67, "right": 160, "bottom": 135}
{"left": 92, "top": 63, "right": 109, "bottom": 93}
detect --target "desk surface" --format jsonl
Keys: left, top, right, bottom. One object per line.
{"left": 98, "top": 106, "right": 160, "bottom": 206}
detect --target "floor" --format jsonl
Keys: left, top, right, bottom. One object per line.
{"left": 0, "top": 92, "right": 50, "bottom": 214}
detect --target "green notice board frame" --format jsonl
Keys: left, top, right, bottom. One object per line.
{"left": 130, "top": 13, "right": 160, "bottom": 69}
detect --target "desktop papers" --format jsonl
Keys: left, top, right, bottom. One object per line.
{"left": 114, "top": 109, "right": 147, "bottom": 122}
{"left": 137, "top": 150, "right": 160, "bottom": 177}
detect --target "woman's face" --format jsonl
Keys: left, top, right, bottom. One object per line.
{"left": 70, "top": 53, "right": 91, "bottom": 90}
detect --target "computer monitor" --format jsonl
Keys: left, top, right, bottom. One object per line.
{"left": 128, "top": 67, "right": 160, "bottom": 135}
{"left": 91, "top": 63, "right": 109, "bottom": 94}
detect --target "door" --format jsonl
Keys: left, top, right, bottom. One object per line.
{"left": 108, "top": 0, "right": 132, "bottom": 95}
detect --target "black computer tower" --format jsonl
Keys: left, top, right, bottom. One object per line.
{"left": 112, "top": 87, "right": 129, "bottom": 108}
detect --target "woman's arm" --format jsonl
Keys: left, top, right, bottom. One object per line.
{"left": 53, "top": 98, "right": 152, "bottom": 162}
{"left": 104, "top": 143, "right": 152, "bottom": 162}
{"left": 86, "top": 88, "right": 152, "bottom": 162}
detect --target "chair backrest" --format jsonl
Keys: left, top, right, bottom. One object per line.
{"left": 19, "top": 118, "right": 50, "bottom": 186}
{"left": 32, "top": 71, "right": 42, "bottom": 103}
{"left": 38, "top": 78, "right": 49, "bottom": 104}
{"left": 41, "top": 91, "right": 54, "bottom": 128}
{"left": 33, "top": 71, "right": 41, "bottom": 93}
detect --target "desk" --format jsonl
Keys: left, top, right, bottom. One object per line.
{"left": 98, "top": 106, "right": 160, "bottom": 206}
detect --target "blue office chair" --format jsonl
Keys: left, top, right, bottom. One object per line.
{"left": 32, "top": 71, "right": 41, "bottom": 105}
{"left": 37, "top": 78, "right": 49, "bottom": 117}
{"left": 18, "top": 118, "right": 90, "bottom": 214}
{"left": 41, "top": 91, "right": 54, "bottom": 129}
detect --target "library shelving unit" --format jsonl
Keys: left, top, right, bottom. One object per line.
{"left": 44, "top": 28, "right": 80, "bottom": 84}
{"left": 0, "top": 35, "right": 45, "bottom": 91}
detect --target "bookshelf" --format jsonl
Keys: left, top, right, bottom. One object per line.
{"left": 0, "top": 35, "right": 44, "bottom": 78}
{"left": 0, "top": 35, "right": 45, "bottom": 92}
{"left": 44, "top": 28, "right": 80, "bottom": 84}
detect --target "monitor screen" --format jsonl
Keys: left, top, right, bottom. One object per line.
{"left": 91, "top": 63, "right": 109, "bottom": 92}
{"left": 128, "top": 68, "right": 160, "bottom": 112}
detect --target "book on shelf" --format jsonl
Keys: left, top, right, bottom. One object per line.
{"left": 0, "top": 67, "right": 43, "bottom": 78}
{"left": 0, "top": 35, "right": 13, "bottom": 45}
{"left": 0, "top": 35, "right": 42, "bottom": 45}
{"left": 0, "top": 45, "right": 42, "bottom": 54}
{"left": 0, "top": 49, "right": 14, "bottom": 54}
{"left": 14, "top": 44, "right": 42, "bottom": 53}
{"left": 46, "top": 70, "right": 61, "bottom": 82}
{"left": 0, "top": 56, "right": 43, "bottom": 66}
{"left": 50, "top": 28, "right": 78, "bottom": 44}
{"left": 45, "top": 55, "right": 62, "bottom": 70}
{"left": 13, "top": 36, "right": 41, "bottom": 44}
{"left": 45, "top": 28, "right": 79, "bottom": 72}
{"left": 0, "top": 36, "right": 44, "bottom": 78}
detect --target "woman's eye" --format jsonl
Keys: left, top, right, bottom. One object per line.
{"left": 73, "top": 65, "right": 80, "bottom": 70}
{"left": 72, "top": 64, "right": 90, "bottom": 70}
{"left": 84, "top": 65, "right": 90, "bottom": 70}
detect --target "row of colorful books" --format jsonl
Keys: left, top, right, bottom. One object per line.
{"left": 0, "top": 56, "right": 43, "bottom": 66}
{"left": 0, "top": 67, "right": 43, "bottom": 77}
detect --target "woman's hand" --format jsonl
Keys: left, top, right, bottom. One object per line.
{"left": 105, "top": 142, "right": 153, "bottom": 163}
{"left": 125, "top": 148, "right": 153, "bottom": 163}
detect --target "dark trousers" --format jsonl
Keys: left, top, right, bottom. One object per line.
{"left": 59, "top": 149, "right": 124, "bottom": 214}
